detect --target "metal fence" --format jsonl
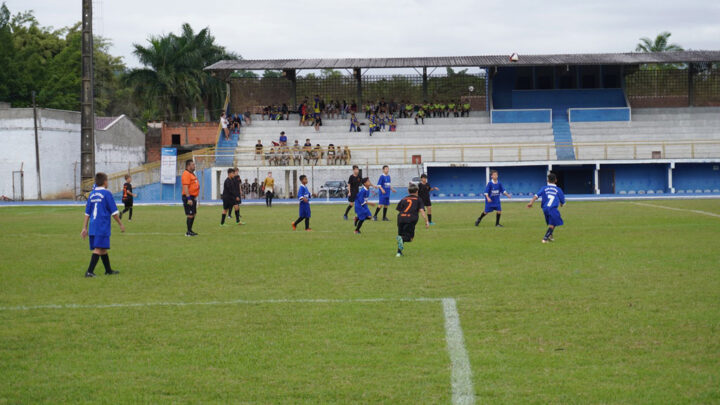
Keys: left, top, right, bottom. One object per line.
{"left": 625, "top": 64, "right": 720, "bottom": 107}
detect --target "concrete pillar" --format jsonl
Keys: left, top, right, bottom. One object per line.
{"left": 594, "top": 163, "right": 600, "bottom": 195}
{"left": 284, "top": 170, "right": 291, "bottom": 198}
{"left": 422, "top": 67, "right": 428, "bottom": 101}
{"left": 354, "top": 68, "right": 362, "bottom": 107}
{"left": 668, "top": 162, "right": 675, "bottom": 193}
{"left": 485, "top": 166, "right": 490, "bottom": 184}
{"left": 688, "top": 63, "right": 694, "bottom": 107}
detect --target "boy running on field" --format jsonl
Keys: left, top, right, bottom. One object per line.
{"left": 527, "top": 172, "right": 566, "bottom": 243}
{"left": 418, "top": 173, "right": 439, "bottom": 225}
{"left": 395, "top": 183, "right": 429, "bottom": 257}
{"left": 292, "top": 175, "right": 312, "bottom": 231}
{"left": 475, "top": 170, "right": 511, "bottom": 227}
{"left": 354, "top": 177, "right": 376, "bottom": 234}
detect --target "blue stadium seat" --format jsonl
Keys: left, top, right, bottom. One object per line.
{"left": 619, "top": 190, "right": 627, "bottom": 195}
{"left": 656, "top": 190, "right": 664, "bottom": 194}
{"left": 704, "top": 189, "right": 712, "bottom": 193}
{"left": 695, "top": 189, "right": 703, "bottom": 194}
{"left": 628, "top": 190, "right": 636, "bottom": 195}
{"left": 713, "top": 189, "right": 720, "bottom": 193}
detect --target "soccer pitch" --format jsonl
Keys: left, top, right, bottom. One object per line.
{"left": 1, "top": 200, "right": 719, "bottom": 403}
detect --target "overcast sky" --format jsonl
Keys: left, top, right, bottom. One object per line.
{"left": 5, "top": 0, "right": 720, "bottom": 70}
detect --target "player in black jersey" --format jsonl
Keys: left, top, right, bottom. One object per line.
{"left": 119, "top": 174, "right": 137, "bottom": 221}
{"left": 395, "top": 183, "right": 429, "bottom": 257}
{"left": 220, "top": 169, "right": 242, "bottom": 226}
{"left": 343, "top": 165, "right": 362, "bottom": 220}
{"left": 418, "top": 173, "right": 439, "bottom": 225}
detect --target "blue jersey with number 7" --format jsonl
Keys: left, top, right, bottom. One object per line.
{"left": 535, "top": 184, "right": 565, "bottom": 209}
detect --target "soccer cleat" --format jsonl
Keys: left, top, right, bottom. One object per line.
{"left": 237, "top": 221, "right": 245, "bottom": 225}
{"left": 84, "top": 271, "right": 96, "bottom": 278}
{"left": 220, "top": 223, "right": 227, "bottom": 227}
{"left": 429, "top": 222, "right": 436, "bottom": 226}
{"left": 105, "top": 270, "right": 119, "bottom": 275}
{"left": 396, "top": 235, "right": 404, "bottom": 253}
{"left": 474, "top": 218, "right": 481, "bottom": 227}
{"left": 305, "top": 228, "right": 312, "bottom": 232}
{"left": 291, "top": 222, "right": 297, "bottom": 230}
{"left": 496, "top": 224, "right": 504, "bottom": 227}
{"left": 354, "top": 230, "right": 361, "bottom": 235}
{"left": 343, "top": 215, "right": 348, "bottom": 220}
{"left": 372, "top": 216, "right": 378, "bottom": 221}
{"left": 382, "top": 217, "right": 390, "bottom": 221}
{"left": 396, "top": 252, "right": 403, "bottom": 257}
{"left": 542, "top": 239, "right": 548, "bottom": 243}
{"left": 186, "top": 231, "right": 197, "bottom": 237}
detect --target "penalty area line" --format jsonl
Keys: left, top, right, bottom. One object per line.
{"left": 0, "top": 297, "right": 444, "bottom": 312}
{"left": 630, "top": 202, "right": 720, "bottom": 218}
{"left": 442, "top": 298, "right": 476, "bottom": 405}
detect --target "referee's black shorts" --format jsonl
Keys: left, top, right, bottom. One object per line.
{"left": 182, "top": 195, "right": 197, "bottom": 216}
{"left": 421, "top": 197, "right": 432, "bottom": 207}
{"left": 348, "top": 194, "right": 357, "bottom": 203}
{"left": 398, "top": 221, "right": 418, "bottom": 242}
{"left": 222, "top": 198, "right": 236, "bottom": 210}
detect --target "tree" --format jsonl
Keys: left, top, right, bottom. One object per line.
{"left": 262, "top": 70, "right": 282, "bottom": 78}
{"left": 636, "top": 31, "right": 684, "bottom": 53}
{"left": 126, "top": 23, "right": 238, "bottom": 122}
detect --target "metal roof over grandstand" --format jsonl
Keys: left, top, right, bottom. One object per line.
{"left": 205, "top": 50, "right": 720, "bottom": 71}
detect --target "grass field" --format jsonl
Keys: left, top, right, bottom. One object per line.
{"left": 1, "top": 199, "right": 719, "bottom": 404}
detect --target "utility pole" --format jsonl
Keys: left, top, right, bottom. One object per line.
{"left": 80, "top": 0, "right": 95, "bottom": 190}
{"left": 32, "top": 91, "right": 42, "bottom": 199}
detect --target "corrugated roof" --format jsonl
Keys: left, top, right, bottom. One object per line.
{"left": 205, "top": 51, "right": 720, "bottom": 72}
{"left": 95, "top": 115, "right": 123, "bottom": 131}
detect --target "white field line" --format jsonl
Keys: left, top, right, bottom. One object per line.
{"left": 442, "top": 298, "right": 476, "bottom": 405}
{"left": 630, "top": 202, "right": 720, "bottom": 218}
{"left": 0, "top": 297, "right": 443, "bottom": 312}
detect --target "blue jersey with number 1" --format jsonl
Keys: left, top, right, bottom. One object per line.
{"left": 84, "top": 187, "right": 118, "bottom": 236}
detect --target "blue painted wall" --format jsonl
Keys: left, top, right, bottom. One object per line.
{"left": 604, "top": 164, "right": 668, "bottom": 193}
{"left": 673, "top": 163, "right": 720, "bottom": 192}
{"left": 492, "top": 109, "right": 550, "bottom": 123}
{"left": 427, "top": 166, "right": 547, "bottom": 197}
{"left": 112, "top": 168, "right": 213, "bottom": 202}
{"left": 511, "top": 89, "right": 626, "bottom": 112}
{"left": 570, "top": 108, "right": 630, "bottom": 122}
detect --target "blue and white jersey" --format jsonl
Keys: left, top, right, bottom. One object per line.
{"left": 484, "top": 181, "right": 506, "bottom": 205}
{"left": 377, "top": 174, "right": 392, "bottom": 194}
{"left": 535, "top": 184, "right": 566, "bottom": 209}
{"left": 356, "top": 186, "right": 369, "bottom": 207}
{"left": 84, "top": 187, "right": 118, "bottom": 236}
{"left": 298, "top": 184, "right": 311, "bottom": 206}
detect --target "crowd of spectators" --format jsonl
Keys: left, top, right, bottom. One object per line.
{"left": 220, "top": 112, "right": 252, "bottom": 140}
{"left": 254, "top": 134, "right": 351, "bottom": 166}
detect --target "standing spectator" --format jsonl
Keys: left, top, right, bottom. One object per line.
{"left": 340, "top": 100, "right": 348, "bottom": 119}
{"left": 263, "top": 172, "right": 275, "bottom": 207}
{"left": 243, "top": 179, "right": 251, "bottom": 197}
{"left": 221, "top": 112, "right": 230, "bottom": 140}
{"left": 255, "top": 140, "right": 264, "bottom": 161}
{"left": 251, "top": 178, "right": 259, "bottom": 198}
{"left": 319, "top": 97, "right": 326, "bottom": 120}
{"left": 279, "top": 131, "right": 288, "bottom": 146}
{"left": 350, "top": 100, "right": 358, "bottom": 113}
{"left": 281, "top": 103, "right": 289, "bottom": 120}
{"left": 299, "top": 101, "right": 307, "bottom": 126}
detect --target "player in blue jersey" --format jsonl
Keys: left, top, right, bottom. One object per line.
{"left": 475, "top": 170, "right": 511, "bottom": 227}
{"left": 80, "top": 172, "right": 125, "bottom": 277}
{"left": 374, "top": 165, "right": 397, "bottom": 221}
{"left": 527, "top": 172, "right": 566, "bottom": 243}
{"left": 354, "top": 177, "right": 376, "bottom": 234}
{"left": 292, "top": 175, "right": 312, "bottom": 231}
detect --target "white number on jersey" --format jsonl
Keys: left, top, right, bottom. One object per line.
{"left": 546, "top": 195, "right": 555, "bottom": 208}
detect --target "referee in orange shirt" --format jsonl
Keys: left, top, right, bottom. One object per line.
{"left": 182, "top": 159, "right": 200, "bottom": 236}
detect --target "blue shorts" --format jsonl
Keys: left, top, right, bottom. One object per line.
{"left": 89, "top": 235, "right": 110, "bottom": 250}
{"left": 355, "top": 206, "right": 373, "bottom": 220}
{"left": 299, "top": 204, "right": 311, "bottom": 218}
{"left": 543, "top": 208, "right": 564, "bottom": 226}
{"left": 484, "top": 202, "right": 501, "bottom": 212}
{"left": 379, "top": 194, "right": 390, "bottom": 206}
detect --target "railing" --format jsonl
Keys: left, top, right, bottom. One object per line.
{"left": 202, "top": 139, "right": 720, "bottom": 167}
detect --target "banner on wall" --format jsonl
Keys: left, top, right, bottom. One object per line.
{"left": 161, "top": 147, "right": 177, "bottom": 184}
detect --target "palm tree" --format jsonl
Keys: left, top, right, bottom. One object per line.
{"left": 636, "top": 31, "right": 684, "bottom": 53}
{"left": 125, "top": 23, "right": 237, "bottom": 122}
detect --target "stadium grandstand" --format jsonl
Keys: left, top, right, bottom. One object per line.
{"left": 56, "top": 51, "right": 720, "bottom": 202}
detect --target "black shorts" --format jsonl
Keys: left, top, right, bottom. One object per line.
{"left": 398, "top": 221, "right": 418, "bottom": 242}
{"left": 348, "top": 194, "right": 357, "bottom": 203}
{"left": 122, "top": 199, "right": 133, "bottom": 208}
{"left": 421, "top": 197, "right": 432, "bottom": 207}
{"left": 182, "top": 196, "right": 197, "bottom": 216}
{"left": 222, "top": 198, "right": 237, "bottom": 210}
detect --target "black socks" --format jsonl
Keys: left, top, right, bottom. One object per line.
{"left": 477, "top": 212, "right": 487, "bottom": 222}
{"left": 100, "top": 254, "right": 111, "bottom": 273}
{"left": 221, "top": 214, "right": 226, "bottom": 225}
{"left": 344, "top": 205, "right": 352, "bottom": 216}
{"left": 383, "top": 207, "right": 388, "bottom": 219}
{"left": 235, "top": 210, "right": 240, "bottom": 223}
{"left": 496, "top": 214, "right": 501, "bottom": 225}
{"left": 428, "top": 214, "right": 432, "bottom": 222}
{"left": 356, "top": 220, "right": 365, "bottom": 231}
{"left": 544, "top": 227, "right": 554, "bottom": 239}
{"left": 304, "top": 218, "right": 309, "bottom": 229}
{"left": 87, "top": 253, "right": 100, "bottom": 274}
{"left": 374, "top": 207, "right": 381, "bottom": 217}
{"left": 187, "top": 217, "right": 194, "bottom": 232}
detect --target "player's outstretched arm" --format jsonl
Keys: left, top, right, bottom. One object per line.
{"left": 484, "top": 193, "right": 491, "bottom": 203}
{"left": 112, "top": 214, "right": 125, "bottom": 232}
{"left": 504, "top": 191, "right": 512, "bottom": 199}
{"left": 527, "top": 195, "right": 538, "bottom": 208}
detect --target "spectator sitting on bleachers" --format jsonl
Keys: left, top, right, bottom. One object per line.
{"left": 343, "top": 146, "right": 351, "bottom": 165}
{"left": 369, "top": 112, "right": 379, "bottom": 136}
{"left": 244, "top": 110, "right": 252, "bottom": 125}
{"left": 292, "top": 140, "right": 302, "bottom": 165}
{"left": 378, "top": 113, "right": 387, "bottom": 132}
{"left": 388, "top": 114, "right": 397, "bottom": 132}
{"left": 415, "top": 107, "right": 425, "bottom": 125}
{"left": 303, "top": 138, "right": 313, "bottom": 163}
{"left": 267, "top": 147, "right": 276, "bottom": 165}
{"left": 279, "top": 145, "right": 290, "bottom": 165}
{"left": 262, "top": 105, "right": 271, "bottom": 120}
{"left": 462, "top": 101, "right": 471, "bottom": 117}
{"left": 327, "top": 144, "right": 336, "bottom": 165}
{"left": 404, "top": 101, "right": 414, "bottom": 118}
{"left": 279, "top": 131, "right": 287, "bottom": 146}
{"left": 312, "top": 144, "right": 323, "bottom": 165}
{"left": 255, "top": 140, "right": 263, "bottom": 160}
{"left": 281, "top": 103, "right": 289, "bottom": 120}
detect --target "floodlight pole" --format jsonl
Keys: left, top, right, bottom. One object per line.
{"left": 80, "top": 0, "right": 95, "bottom": 190}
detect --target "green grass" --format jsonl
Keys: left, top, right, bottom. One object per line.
{"left": 1, "top": 200, "right": 719, "bottom": 403}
